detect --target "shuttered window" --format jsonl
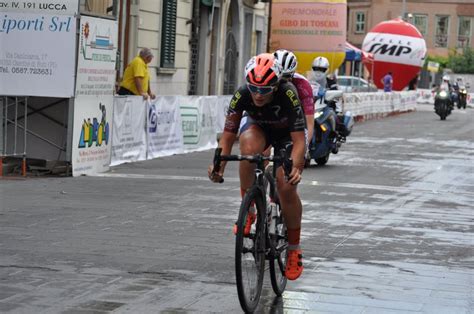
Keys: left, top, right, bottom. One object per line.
{"left": 160, "top": 0, "right": 177, "bottom": 68}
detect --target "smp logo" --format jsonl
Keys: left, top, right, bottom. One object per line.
{"left": 78, "top": 103, "right": 109, "bottom": 148}
{"left": 149, "top": 104, "right": 158, "bottom": 133}
{"left": 367, "top": 43, "right": 412, "bottom": 56}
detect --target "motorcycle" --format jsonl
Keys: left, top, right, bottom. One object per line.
{"left": 457, "top": 86, "right": 468, "bottom": 109}
{"left": 434, "top": 85, "right": 452, "bottom": 120}
{"left": 307, "top": 90, "right": 354, "bottom": 166}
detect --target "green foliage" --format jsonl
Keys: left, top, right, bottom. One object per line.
{"left": 447, "top": 48, "right": 474, "bottom": 74}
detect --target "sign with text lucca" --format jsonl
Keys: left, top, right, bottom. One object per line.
{"left": 0, "top": 0, "right": 78, "bottom": 97}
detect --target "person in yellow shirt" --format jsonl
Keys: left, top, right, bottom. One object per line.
{"left": 118, "top": 48, "right": 156, "bottom": 100}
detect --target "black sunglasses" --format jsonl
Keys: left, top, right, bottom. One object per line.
{"left": 312, "top": 66, "right": 327, "bottom": 72}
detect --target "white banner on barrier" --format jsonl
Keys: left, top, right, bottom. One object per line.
{"left": 215, "top": 95, "right": 232, "bottom": 133}
{"left": 110, "top": 96, "right": 147, "bottom": 166}
{"left": 147, "top": 97, "right": 184, "bottom": 159}
{"left": 180, "top": 96, "right": 218, "bottom": 152}
{"left": 343, "top": 91, "right": 417, "bottom": 116}
{"left": 72, "top": 96, "right": 113, "bottom": 176}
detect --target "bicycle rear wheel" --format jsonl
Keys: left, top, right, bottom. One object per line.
{"left": 235, "top": 186, "right": 265, "bottom": 313}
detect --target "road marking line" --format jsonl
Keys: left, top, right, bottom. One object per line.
{"left": 94, "top": 173, "right": 474, "bottom": 196}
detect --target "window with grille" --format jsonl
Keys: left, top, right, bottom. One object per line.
{"left": 160, "top": 0, "right": 177, "bottom": 68}
{"left": 435, "top": 15, "right": 450, "bottom": 48}
{"left": 457, "top": 16, "right": 472, "bottom": 48}
{"left": 355, "top": 12, "right": 365, "bottom": 34}
{"left": 413, "top": 14, "right": 427, "bottom": 36}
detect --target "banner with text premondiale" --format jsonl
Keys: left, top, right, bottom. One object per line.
{"left": 0, "top": 0, "right": 78, "bottom": 97}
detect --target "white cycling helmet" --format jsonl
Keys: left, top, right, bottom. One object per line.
{"left": 312, "top": 56, "right": 330, "bottom": 81}
{"left": 273, "top": 49, "right": 297, "bottom": 78}
{"left": 442, "top": 75, "right": 450, "bottom": 81}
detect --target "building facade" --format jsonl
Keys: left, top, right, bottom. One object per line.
{"left": 347, "top": 0, "right": 474, "bottom": 57}
{"left": 83, "top": 0, "right": 270, "bottom": 96}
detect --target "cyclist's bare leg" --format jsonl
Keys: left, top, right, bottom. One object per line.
{"left": 239, "top": 125, "right": 266, "bottom": 191}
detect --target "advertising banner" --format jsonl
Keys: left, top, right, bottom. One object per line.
{"left": 180, "top": 96, "right": 218, "bottom": 153}
{"left": 270, "top": 0, "right": 347, "bottom": 73}
{"left": 147, "top": 97, "right": 184, "bottom": 159}
{"left": 0, "top": 0, "right": 78, "bottom": 97}
{"left": 72, "top": 15, "right": 118, "bottom": 175}
{"left": 215, "top": 95, "right": 232, "bottom": 133}
{"left": 110, "top": 96, "right": 147, "bottom": 166}
{"left": 76, "top": 15, "right": 118, "bottom": 97}
{"left": 71, "top": 96, "right": 114, "bottom": 176}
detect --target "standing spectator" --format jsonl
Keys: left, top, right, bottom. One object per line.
{"left": 408, "top": 75, "right": 418, "bottom": 90}
{"left": 381, "top": 71, "right": 393, "bottom": 92}
{"left": 118, "top": 48, "right": 156, "bottom": 100}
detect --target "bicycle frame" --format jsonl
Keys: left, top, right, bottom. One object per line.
{"left": 212, "top": 147, "right": 292, "bottom": 312}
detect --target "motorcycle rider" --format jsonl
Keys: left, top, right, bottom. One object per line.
{"left": 309, "top": 57, "right": 349, "bottom": 152}
{"left": 309, "top": 56, "right": 338, "bottom": 104}
{"left": 435, "top": 75, "right": 454, "bottom": 109}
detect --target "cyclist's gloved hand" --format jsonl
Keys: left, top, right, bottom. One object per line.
{"left": 208, "top": 165, "right": 224, "bottom": 183}
{"left": 287, "top": 167, "right": 302, "bottom": 185}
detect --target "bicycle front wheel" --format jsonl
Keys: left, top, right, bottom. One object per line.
{"left": 269, "top": 204, "right": 288, "bottom": 296}
{"left": 235, "top": 186, "right": 265, "bottom": 313}
{"left": 265, "top": 168, "right": 288, "bottom": 295}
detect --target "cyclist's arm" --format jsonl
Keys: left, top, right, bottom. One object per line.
{"left": 213, "top": 89, "right": 245, "bottom": 175}
{"left": 290, "top": 131, "right": 306, "bottom": 172}
{"left": 216, "top": 131, "right": 237, "bottom": 173}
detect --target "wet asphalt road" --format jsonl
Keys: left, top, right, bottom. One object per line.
{"left": 1, "top": 105, "right": 473, "bottom": 313}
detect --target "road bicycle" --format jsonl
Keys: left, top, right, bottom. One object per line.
{"left": 212, "top": 147, "right": 292, "bottom": 313}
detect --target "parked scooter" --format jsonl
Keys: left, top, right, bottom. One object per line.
{"left": 307, "top": 90, "right": 354, "bottom": 166}
{"left": 434, "top": 84, "right": 452, "bottom": 120}
{"left": 457, "top": 86, "right": 468, "bottom": 109}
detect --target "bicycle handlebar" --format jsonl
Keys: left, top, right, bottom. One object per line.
{"left": 212, "top": 147, "right": 293, "bottom": 183}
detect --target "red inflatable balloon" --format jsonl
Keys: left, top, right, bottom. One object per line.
{"left": 362, "top": 18, "right": 427, "bottom": 91}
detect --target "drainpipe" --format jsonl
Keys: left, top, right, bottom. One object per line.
{"left": 129, "top": 0, "right": 140, "bottom": 61}
{"left": 266, "top": 0, "right": 272, "bottom": 52}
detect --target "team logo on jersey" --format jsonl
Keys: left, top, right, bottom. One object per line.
{"left": 286, "top": 89, "right": 299, "bottom": 107}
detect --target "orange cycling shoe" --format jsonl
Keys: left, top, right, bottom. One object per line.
{"left": 285, "top": 249, "right": 303, "bottom": 280}
{"left": 233, "top": 211, "right": 256, "bottom": 236}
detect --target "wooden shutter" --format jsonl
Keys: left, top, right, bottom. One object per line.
{"left": 161, "top": 0, "right": 177, "bottom": 68}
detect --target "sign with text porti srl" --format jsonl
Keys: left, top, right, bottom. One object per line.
{"left": 0, "top": 0, "right": 78, "bottom": 97}
{"left": 270, "top": 0, "right": 347, "bottom": 74}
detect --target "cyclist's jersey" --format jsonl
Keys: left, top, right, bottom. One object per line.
{"left": 292, "top": 73, "right": 314, "bottom": 115}
{"left": 224, "top": 82, "right": 306, "bottom": 138}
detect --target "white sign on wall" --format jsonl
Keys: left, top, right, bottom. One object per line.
{"left": 0, "top": 0, "right": 78, "bottom": 14}
{"left": 0, "top": 2, "right": 78, "bottom": 97}
{"left": 76, "top": 15, "right": 118, "bottom": 97}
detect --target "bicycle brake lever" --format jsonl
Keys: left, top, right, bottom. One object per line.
{"left": 213, "top": 148, "right": 224, "bottom": 183}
